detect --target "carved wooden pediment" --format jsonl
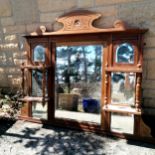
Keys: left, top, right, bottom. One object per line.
{"left": 52, "top": 10, "right": 127, "bottom": 34}
{"left": 29, "top": 10, "right": 147, "bottom": 36}
{"left": 56, "top": 10, "right": 102, "bottom": 32}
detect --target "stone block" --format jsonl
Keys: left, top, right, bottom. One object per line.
{"left": 145, "top": 26, "right": 155, "bottom": 37}
{"left": 0, "top": 67, "right": 21, "bottom": 77}
{"left": 1, "top": 17, "right": 14, "bottom": 26}
{"left": 26, "top": 23, "right": 53, "bottom": 33}
{"left": 13, "top": 52, "right": 25, "bottom": 59}
{"left": 26, "top": 24, "right": 40, "bottom": 34}
{"left": 3, "top": 25, "right": 26, "bottom": 34}
{"left": 12, "top": 0, "right": 39, "bottom": 24}
{"left": 0, "top": 75, "right": 9, "bottom": 87}
{"left": 117, "top": 1, "right": 155, "bottom": 28}
{"left": 40, "top": 12, "right": 63, "bottom": 23}
{"left": 0, "top": 50, "right": 22, "bottom": 67}
{"left": 78, "top": 0, "right": 94, "bottom": 8}
{"left": 4, "top": 34, "right": 17, "bottom": 43}
{"left": 147, "top": 60, "right": 155, "bottom": 80}
{"left": 38, "top": 0, "right": 77, "bottom": 12}
{"left": 0, "top": 0, "right": 12, "bottom": 17}
{"left": 143, "top": 89, "right": 155, "bottom": 98}
{"left": 11, "top": 77, "right": 22, "bottom": 87}
{"left": 143, "top": 48, "right": 155, "bottom": 60}
{"left": 142, "top": 80, "right": 155, "bottom": 90}
{"left": 8, "top": 75, "right": 21, "bottom": 87}
{"left": 0, "top": 67, "right": 10, "bottom": 87}
{"left": 92, "top": 6, "right": 117, "bottom": 17}
{"left": 95, "top": 0, "right": 141, "bottom": 6}
{"left": 0, "top": 43, "right": 18, "bottom": 52}
{"left": 91, "top": 6, "right": 117, "bottom": 28}
{"left": 94, "top": 16, "right": 117, "bottom": 29}
{"left": 144, "top": 37, "right": 155, "bottom": 48}
{"left": 143, "top": 98, "right": 155, "bottom": 108}
{"left": 0, "top": 53, "right": 7, "bottom": 66}
{"left": 142, "top": 60, "right": 147, "bottom": 80}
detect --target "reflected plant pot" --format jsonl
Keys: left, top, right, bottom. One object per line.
{"left": 82, "top": 98, "right": 100, "bottom": 113}
{"left": 58, "top": 93, "right": 79, "bottom": 111}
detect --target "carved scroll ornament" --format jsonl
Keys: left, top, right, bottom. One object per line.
{"left": 30, "top": 10, "right": 127, "bottom": 36}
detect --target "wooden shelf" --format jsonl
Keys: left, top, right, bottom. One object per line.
{"left": 103, "top": 104, "right": 141, "bottom": 115}
{"left": 21, "top": 64, "right": 52, "bottom": 70}
{"left": 19, "top": 96, "right": 50, "bottom": 102}
{"left": 105, "top": 67, "right": 142, "bottom": 73}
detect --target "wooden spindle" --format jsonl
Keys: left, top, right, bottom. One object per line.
{"left": 21, "top": 62, "right": 25, "bottom": 96}
{"left": 104, "top": 73, "right": 108, "bottom": 108}
{"left": 42, "top": 63, "right": 46, "bottom": 105}
{"left": 135, "top": 74, "right": 141, "bottom": 111}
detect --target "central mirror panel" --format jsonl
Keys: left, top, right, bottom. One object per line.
{"left": 55, "top": 44, "right": 104, "bottom": 124}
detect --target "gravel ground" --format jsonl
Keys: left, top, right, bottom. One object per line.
{"left": 0, "top": 119, "right": 155, "bottom": 155}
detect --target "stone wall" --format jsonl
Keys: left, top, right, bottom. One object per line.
{"left": 0, "top": 0, "right": 155, "bottom": 112}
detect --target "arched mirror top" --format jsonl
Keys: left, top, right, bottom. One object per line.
{"left": 33, "top": 45, "right": 45, "bottom": 62}
{"left": 115, "top": 43, "right": 134, "bottom": 64}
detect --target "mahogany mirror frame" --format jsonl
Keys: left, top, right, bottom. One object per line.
{"left": 18, "top": 10, "right": 153, "bottom": 143}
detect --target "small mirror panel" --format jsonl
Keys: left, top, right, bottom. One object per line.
{"left": 33, "top": 45, "right": 45, "bottom": 62}
{"left": 111, "top": 112, "right": 134, "bottom": 134}
{"left": 32, "top": 70, "right": 47, "bottom": 97}
{"left": 111, "top": 72, "right": 136, "bottom": 106}
{"left": 115, "top": 43, "right": 134, "bottom": 64}
{"left": 32, "top": 102, "right": 47, "bottom": 119}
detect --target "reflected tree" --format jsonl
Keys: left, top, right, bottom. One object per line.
{"left": 56, "top": 45, "right": 102, "bottom": 93}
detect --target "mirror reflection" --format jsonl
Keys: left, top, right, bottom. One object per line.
{"left": 33, "top": 45, "right": 45, "bottom": 62}
{"left": 32, "top": 102, "right": 47, "bottom": 119}
{"left": 32, "top": 70, "right": 47, "bottom": 97}
{"left": 55, "top": 44, "right": 103, "bottom": 124}
{"left": 111, "top": 72, "right": 135, "bottom": 106}
{"left": 115, "top": 43, "right": 134, "bottom": 64}
{"left": 111, "top": 112, "right": 134, "bottom": 134}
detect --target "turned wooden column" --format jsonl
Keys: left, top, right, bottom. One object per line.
{"left": 135, "top": 74, "right": 142, "bottom": 112}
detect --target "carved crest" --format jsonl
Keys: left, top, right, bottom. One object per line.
{"left": 29, "top": 10, "right": 147, "bottom": 36}
{"left": 56, "top": 10, "right": 101, "bottom": 32}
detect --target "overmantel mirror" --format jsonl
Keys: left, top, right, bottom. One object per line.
{"left": 19, "top": 10, "right": 153, "bottom": 142}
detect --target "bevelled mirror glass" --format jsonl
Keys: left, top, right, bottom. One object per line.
{"left": 111, "top": 112, "right": 134, "bottom": 134}
{"left": 33, "top": 45, "right": 45, "bottom": 62}
{"left": 55, "top": 44, "right": 104, "bottom": 124}
{"left": 115, "top": 43, "right": 134, "bottom": 64}
{"left": 32, "top": 70, "right": 47, "bottom": 97}
{"left": 32, "top": 102, "right": 47, "bottom": 119}
{"left": 111, "top": 72, "right": 136, "bottom": 106}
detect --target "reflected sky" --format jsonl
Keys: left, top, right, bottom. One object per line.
{"left": 56, "top": 45, "right": 103, "bottom": 83}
